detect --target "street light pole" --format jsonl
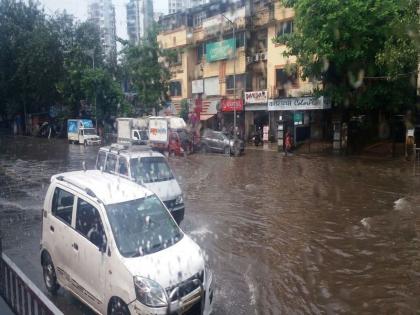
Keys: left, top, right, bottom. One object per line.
{"left": 222, "top": 14, "right": 237, "bottom": 140}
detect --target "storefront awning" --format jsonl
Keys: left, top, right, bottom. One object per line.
{"left": 200, "top": 114, "right": 216, "bottom": 121}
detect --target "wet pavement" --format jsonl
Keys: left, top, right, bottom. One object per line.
{"left": 1, "top": 135, "right": 420, "bottom": 314}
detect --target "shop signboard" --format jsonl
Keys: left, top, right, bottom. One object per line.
{"left": 245, "top": 90, "right": 268, "bottom": 104}
{"left": 221, "top": 99, "right": 243, "bottom": 112}
{"left": 268, "top": 96, "right": 331, "bottom": 111}
{"left": 192, "top": 79, "right": 204, "bottom": 94}
{"left": 206, "top": 39, "right": 236, "bottom": 62}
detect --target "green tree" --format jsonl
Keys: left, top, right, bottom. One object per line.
{"left": 277, "top": 0, "right": 418, "bottom": 114}
{"left": 121, "top": 25, "right": 174, "bottom": 115}
{"left": 0, "top": 0, "right": 63, "bottom": 118}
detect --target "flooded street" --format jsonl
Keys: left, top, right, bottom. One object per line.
{"left": 1, "top": 135, "right": 420, "bottom": 314}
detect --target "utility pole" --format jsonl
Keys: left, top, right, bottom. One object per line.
{"left": 222, "top": 14, "right": 237, "bottom": 140}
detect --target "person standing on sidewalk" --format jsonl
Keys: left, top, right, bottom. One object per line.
{"left": 285, "top": 131, "right": 292, "bottom": 156}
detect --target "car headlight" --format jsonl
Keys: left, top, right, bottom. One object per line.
{"left": 175, "top": 195, "right": 183, "bottom": 205}
{"left": 134, "top": 276, "right": 167, "bottom": 307}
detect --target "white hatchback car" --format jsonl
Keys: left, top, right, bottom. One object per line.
{"left": 40, "top": 170, "right": 214, "bottom": 315}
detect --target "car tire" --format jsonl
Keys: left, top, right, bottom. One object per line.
{"left": 42, "top": 253, "right": 59, "bottom": 295}
{"left": 224, "top": 146, "right": 230, "bottom": 156}
{"left": 109, "top": 298, "right": 130, "bottom": 315}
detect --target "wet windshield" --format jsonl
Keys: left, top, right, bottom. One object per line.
{"left": 83, "top": 128, "right": 96, "bottom": 136}
{"left": 130, "top": 157, "right": 174, "bottom": 183}
{"left": 106, "top": 195, "right": 182, "bottom": 258}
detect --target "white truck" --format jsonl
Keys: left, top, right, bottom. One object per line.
{"left": 117, "top": 117, "right": 148, "bottom": 144}
{"left": 67, "top": 119, "right": 101, "bottom": 145}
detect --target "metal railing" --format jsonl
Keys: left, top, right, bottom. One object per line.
{"left": 414, "top": 145, "right": 420, "bottom": 176}
{"left": 0, "top": 239, "right": 63, "bottom": 315}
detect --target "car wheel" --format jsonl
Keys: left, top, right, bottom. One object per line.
{"left": 109, "top": 298, "right": 130, "bottom": 315}
{"left": 42, "top": 253, "right": 59, "bottom": 295}
{"left": 224, "top": 146, "right": 230, "bottom": 155}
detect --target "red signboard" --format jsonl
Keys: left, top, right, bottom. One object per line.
{"left": 221, "top": 99, "right": 243, "bottom": 112}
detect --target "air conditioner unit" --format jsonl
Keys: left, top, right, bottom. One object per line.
{"left": 253, "top": 54, "right": 260, "bottom": 62}
{"left": 260, "top": 52, "right": 267, "bottom": 61}
{"left": 246, "top": 56, "right": 253, "bottom": 64}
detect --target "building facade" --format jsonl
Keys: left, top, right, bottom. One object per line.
{"left": 168, "top": 0, "right": 186, "bottom": 14}
{"left": 126, "top": 0, "right": 154, "bottom": 44}
{"left": 158, "top": 0, "right": 330, "bottom": 143}
{"left": 88, "top": 0, "right": 117, "bottom": 63}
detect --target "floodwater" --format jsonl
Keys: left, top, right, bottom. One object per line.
{"left": 1, "top": 135, "right": 420, "bottom": 314}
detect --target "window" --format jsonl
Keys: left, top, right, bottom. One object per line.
{"left": 276, "top": 66, "right": 298, "bottom": 89}
{"left": 130, "top": 157, "right": 174, "bottom": 184}
{"left": 226, "top": 74, "right": 246, "bottom": 93}
{"left": 97, "top": 151, "right": 106, "bottom": 170}
{"left": 52, "top": 188, "right": 74, "bottom": 225}
{"left": 118, "top": 157, "right": 129, "bottom": 176}
{"left": 224, "top": 32, "right": 245, "bottom": 48}
{"left": 196, "top": 43, "right": 206, "bottom": 64}
{"left": 193, "top": 11, "right": 206, "bottom": 28}
{"left": 169, "top": 81, "right": 182, "bottom": 97}
{"left": 105, "top": 154, "right": 117, "bottom": 173}
{"left": 172, "top": 52, "right": 182, "bottom": 65}
{"left": 277, "top": 20, "right": 294, "bottom": 37}
{"left": 76, "top": 198, "right": 106, "bottom": 248}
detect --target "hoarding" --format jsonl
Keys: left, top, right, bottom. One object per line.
{"left": 204, "top": 77, "right": 220, "bottom": 96}
{"left": 206, "top": 39, "right": 236, "bottom": 62}
{"left": 245, "top": 90, "right": 268, "bottom": 104}
{"left": 192, "top": 79, "right": 204, "bottom": 94}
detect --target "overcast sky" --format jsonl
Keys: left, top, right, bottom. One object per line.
{"left": 38, "top": 0, "right": 168, "bottom": 40}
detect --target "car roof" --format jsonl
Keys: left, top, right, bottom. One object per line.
{"left": 51, "top": 170, "right": 152, "bottom": 205}
{"left": 99, "top": 145, "right": 165, "bottom": 159}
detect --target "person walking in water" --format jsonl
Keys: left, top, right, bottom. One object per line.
{"left": 285, "top": 131, "right": 292, "bottom": 156}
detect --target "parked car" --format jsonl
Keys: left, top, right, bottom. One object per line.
{"left": 40, "top": 170, "right": 214, "bottom": 315}
{"left": 96, "top": 144, "right": 185, "bottom": 224}
{"left": 200, "top": 129, "right": 244, "bottom": 156}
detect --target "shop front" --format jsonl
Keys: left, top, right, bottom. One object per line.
{"left": 244, "top": 90, "right": 269, "bottom": 141}
{"left": 220, "top": 98, "right": 244, "bottom": 137}
{"left": 268, "top": 96, "right": 331, "bottom": 145}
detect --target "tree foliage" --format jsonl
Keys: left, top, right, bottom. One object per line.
{"left": 277, "top": 0, "right": 419, "bottom": 114}
{"left": 0, "top": 0, "right": 124, "bottom": 122}
{"left": 120, "top": 25, "right": 173, "bottom": 115}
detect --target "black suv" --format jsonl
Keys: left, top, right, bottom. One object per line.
{"left": 200, "top": 129, "right": 244, "bottom": 156}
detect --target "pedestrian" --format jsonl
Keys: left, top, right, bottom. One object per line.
{"left": 285, "top": 131, "right": 292, "bottom": 156}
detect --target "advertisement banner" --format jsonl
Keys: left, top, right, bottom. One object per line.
{"left": 245, "top": 90, "right": 268, "bottom": 104}
{"left": 206, "top": 39, "right": 236, "bottom": 62}
{"left": 221, "top": 99, "right": 243, "bottom": 112}
{"left": 268, "top": 96, "right": 331, "bottom": 111}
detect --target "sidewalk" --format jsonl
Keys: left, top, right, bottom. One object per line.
{"left": 245, "top": 140, "right": 332, "bottom": 154}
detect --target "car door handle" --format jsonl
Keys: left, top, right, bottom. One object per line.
{"left": 72, "top": 243, "right": 78, "bottom": 251}
{"left": 50, "top": 225, "right": 54, "bottom": 232}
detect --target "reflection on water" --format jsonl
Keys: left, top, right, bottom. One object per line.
{"left": 1, "top": 135, "right": 420, "bottom": 314}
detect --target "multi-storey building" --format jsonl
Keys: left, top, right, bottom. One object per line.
{"left": 126, "top": 0, "right": 154, "bottom": 44}
{"left": 168, "top": 0, "right": 186, "bottom": 14}
{"left": 158, "top": 0, "right": 330, "bottom": 143}
{"left": 88, "top": 0, "right": 117, "bottom": 64}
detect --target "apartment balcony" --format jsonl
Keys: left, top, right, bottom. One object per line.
{"left": 157, "top": 26, "right": 193, "bottom": 49}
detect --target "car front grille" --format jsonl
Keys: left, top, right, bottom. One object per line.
{"left": 166, "top": 271, "right": 204, "bottom": 302}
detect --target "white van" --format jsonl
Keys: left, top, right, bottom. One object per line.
{"left": 96, "top": 145, "right": 185, "bottom": 224}
{"left": 40, "top": 170, "right": 214, "bottom": 315}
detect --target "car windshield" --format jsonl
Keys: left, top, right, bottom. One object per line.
{"left": 130, "top": 157, "right": 174, "bottom": 183}
{"left": 106, "top": 195, "right": 182, "bottom": 258}
{"left": 83, "top": 128, "right": 96, "bottom": 135}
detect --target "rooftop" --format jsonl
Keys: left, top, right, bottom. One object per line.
{"left": 51, "top": 170, "right": 152, "bottom": 205}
